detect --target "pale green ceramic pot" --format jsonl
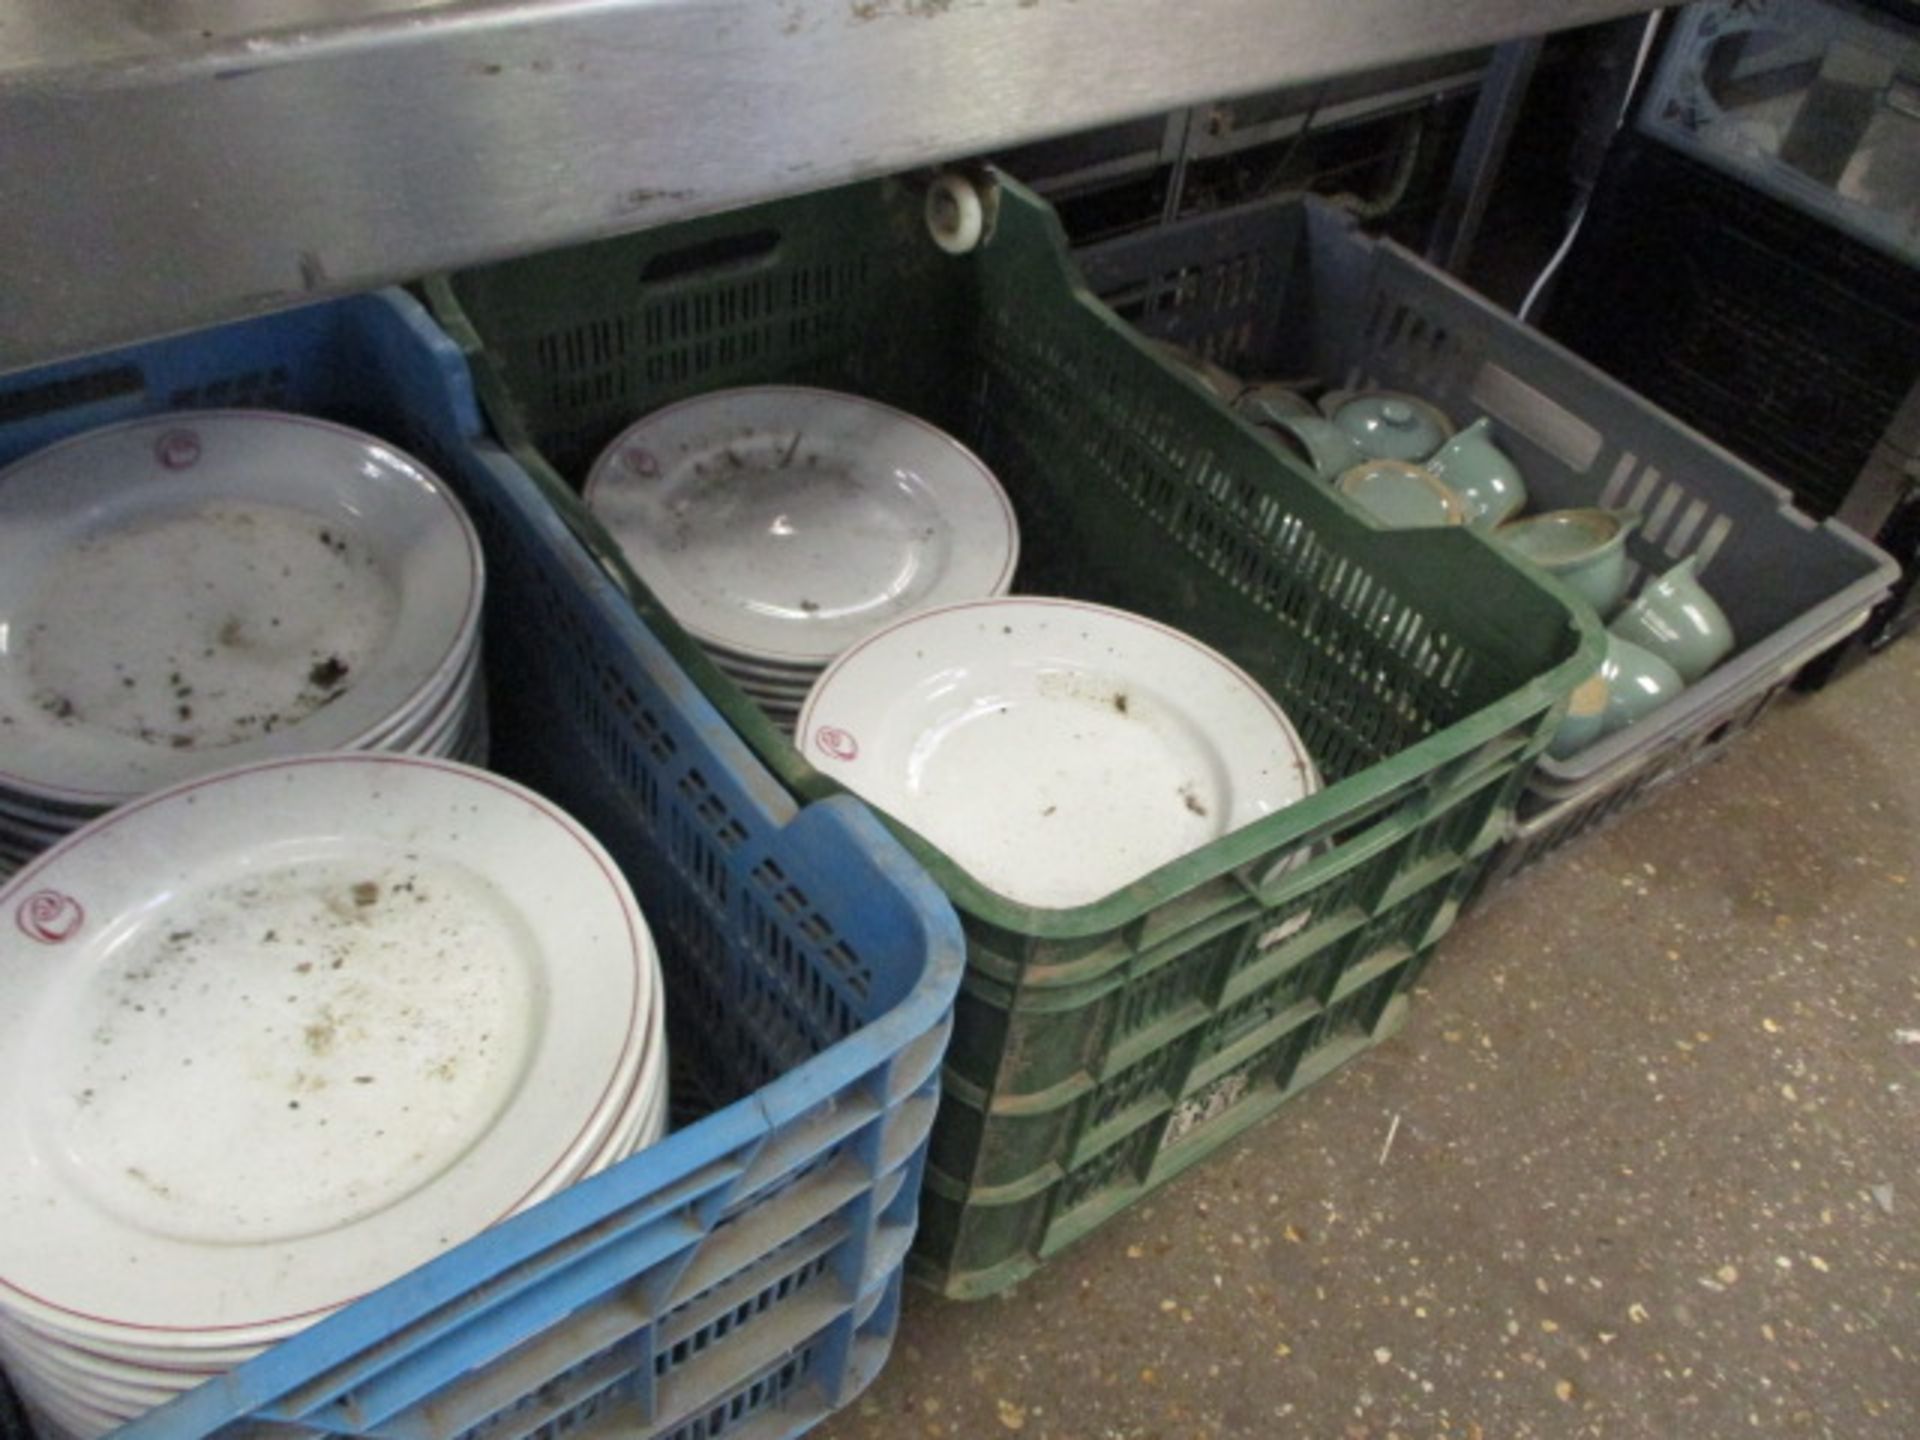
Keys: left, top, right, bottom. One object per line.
{"left": 1610, "top": 555, "right": 1735, "bottom": 683}
{"left": 1336, "top": 460, "right": 1470, "bottom": 529}
{"left": 1255, "top": 414, "right": 1368, "bottom": 479}
{"left": 1547, "top": 671, "right": 1611, "bottom": 759}
{"left": 1495, "top": 507, "right": 1640, "bottom": 617}
{"left": 1234, "top": 383, "right": 1320, "bottom": 426}
{"left": 1324, "top": 391, "right": 1455, "bottom": 462}
{"left": 1599, "top": 631, "right": 1684, "bottom": 735}
{"left": 1424, "top": 417, "right": 1527, "bottom": 529}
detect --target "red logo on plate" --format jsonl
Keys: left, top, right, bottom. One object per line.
{"left": 154, "top": 429, "right": 202, "bottom": 470}
{"left": 815, "top": 726, "right": 859, "bottom": 762}
{"left": 622, "top": 446, "right": 660, "bottom": 478}
{"left": 15, "top": 890, "right": 84, "bottom": 945}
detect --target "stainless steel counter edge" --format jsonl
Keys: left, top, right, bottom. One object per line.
{"left": 0, "top": 0, "right": 1659, "bottom": 373}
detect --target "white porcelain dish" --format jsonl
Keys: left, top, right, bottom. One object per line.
{"left": 0, "top": 413, "right": 483, "bottom": 804}
{"left": 741, "top": 686, "right": 804, "bottom": 707}
{"left": 355, "top": 624, "right": 485, "bottom": 751}
{"left": 0, "top": 1314, "right": 219, "bottom": 1393}
{"left": 709, "top": 652, "right": 825, "bottom": 686}
{"left": 699, "top": 638, "right": 827, "bottom": 675}
{"left": 0, "top": 664, "right": 491, "bottom": 883}
{"left": 586, "top": 387, "right": 1018, "bottom": 665}
{"left": 0, "top": 1003, "right": 665, "bottom": 1413}
{"left": 731, "top": 676, "right": 812, "bottom": 703}
{"left": 0, "top": 1322, "right": 181, "bottom": 1410}
{"left": 797, "top": 598, "right": 1319, "bottom": 909}
{"left": 0, "top": 754, "right": 653, "bottom": 1339}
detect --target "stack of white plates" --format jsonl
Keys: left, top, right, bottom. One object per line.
{"left": 585, "top": 387, "right": 1019, "bottom": 733}
{"left": 0, "top": 754, "right": 667, "bottom": 1439}
{"left": 796, "top": 598, "right": 1322, "bottom": 909}
{"left": 0, "top": 412, "right": 489, "bottom": 879}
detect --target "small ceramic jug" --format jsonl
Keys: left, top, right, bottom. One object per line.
{"left": 1336, "top": 460, "right": 1470, "bottom": 529}
{"left": 1494, "top": 507, "right": 1641, "bottom": 617}
{"left": 1255, "top": 414, "right": 1368, "bottom": 479}
{"left": 1423, "top": 417, "right": 1527, "bottom": 529}
{"left": 1610, "top": 555, "right": 1735, "bottom": 683}
{"left": 1598, "top": 631, "right": 1684, "bottom": 736}
{"left": 1547, "top": 671, "right": 1610, "bottom": 760}
{"left": 1234, "top": 383, "right": 1320, "bottom": 426}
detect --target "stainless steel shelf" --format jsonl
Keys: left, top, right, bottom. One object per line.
{"left": 0, "top": 0, "right": 1658, "bottom": 372}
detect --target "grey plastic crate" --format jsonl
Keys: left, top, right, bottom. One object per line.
{"left": 1076, "top": 194, "right": 1897, "bottom": 882}
{"left": 1469, "top": 684, "right": 1781, "bottom": 900}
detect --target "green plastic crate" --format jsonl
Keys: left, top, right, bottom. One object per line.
{"left": 426, "top": 171, "right": 1601, "bottom": 1298}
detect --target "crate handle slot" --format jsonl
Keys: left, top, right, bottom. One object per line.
{"left": 0, "top": 364, "right": 145, "bottom": 425}
{"left": 639, "top": 229, "right": 783, "bottom": 286}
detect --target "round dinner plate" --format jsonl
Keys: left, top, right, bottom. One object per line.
{"left": 354, "top": 626, "right": 484, "bottom": 754}
{"left": 734, "top": 687, "right": 808, "bottom": 706}
{"left": 0, "top": 798, "right": 67, "bottom": 842}
{"left": 722, "top": 675, "right": 814, "bottom": 704}
{"left": 730, "top": 675, "right": 811, "bottom": 702}
{"left": 719, "top": 654, "right": 816, "bottom": 685}
{"left": 702, "top": 641, "right": 827, "bottom": 680}
{"left": 0, "top": 1320, "right": 181, "bottom": 1409}
{"left": 711, "top": 656, "right": 822, "bottom": 689}
{"left": 0, "top": 754, "right": 651, "bottom": 1339}
{"left": 0, "top": 645, "right": 487, "bottom": 880}
{"left": 0, "top": 1006, "right": 667, "bottom": 1395}
{"left": 0, "top": 689, "right": 491, "bottom": 884}
{"left": 797, "top": 598, "right": 1320, "bottom": 910}
{"left": 8, "top": 1366, "right": 115, "bottom": 1440}
{"left": 586, "top": 388, "right": 1018, "bottom": 666}
{"left": 0, "top": 1312, "right": 222, "bottom": 1388}
{"left": 0, "top": 413, "right": 483, "bottom": 804}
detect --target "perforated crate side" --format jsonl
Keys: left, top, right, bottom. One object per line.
{"left": 913, "top": 939, "right": 1426, "bottom": 1299}
{"left": 0, "top": 293, "right": 964, "bottom": 1440}
{"left": 912, "top": 856, "right": 1456, "bottom": 1299}
{"left": 911, "top": 754, "right": 1513, "bottom": 1296}
{"left": 934, "top": 743, "right": 1518, "bottom": 1118}
{"left": 1471, "top": 668, "right": 1792, "bottom": 900}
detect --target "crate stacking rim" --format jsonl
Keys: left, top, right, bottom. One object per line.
{"left": 1075, "top": 190, "right": 1898, "bottom": 881}
{"left": 0, "top": 290, "right": 965, "bottom": 1440}
{"left": 427, "top": 169, "right": 1601, "bottom": 1298}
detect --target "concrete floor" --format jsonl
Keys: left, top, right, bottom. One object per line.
{"left": 818, "top": 639, "right": 1920, "bottom": 1440}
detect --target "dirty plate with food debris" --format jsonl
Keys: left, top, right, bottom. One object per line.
{"left": 796, "top": 597, "right": 1319, "bottom": 909}
{"left": 584, "top": 386, "right": 1018, "bottom": 734}
{"left": 0, "top": 753, "right": 665, "bottom": 1436}
{"left": 0, "top": 412, "right": 488, "bottom": 880}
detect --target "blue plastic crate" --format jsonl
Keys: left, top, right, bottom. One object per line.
{"left": 0, "top": 293, "right": 964, "bottom": 1440}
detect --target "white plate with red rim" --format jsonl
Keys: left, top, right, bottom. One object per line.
{"left": 797, "top": 598, "right": 1320, "bottom": 910}
{"left": 730, "top": 673, "right": 812, "bottom": 701}
{"left": 2, "top": 1042, "right": 664, "bottom": 1379}
{"left": 0, "top": 1008, "right": 666, "bottom": 1430}
{"left": 0, "top": 1318, "right": 183, "bottom": 1410}
{"left": 0, "top": 754, "right": 660, "bottom": 1344}
{"left": 0, "top": 657, "right": 491, "bottom": 884}
{"left": 699, "top": 638, "right": 833, "bottom": 678}
{"left": 585, "top": 387, "right": 1019, "bottom": 666}
{"left": 708, "top": 652, "right": 826, "bottom": 687}
{"left": 0, "top": 412, "right": 483, "bottom": 805}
